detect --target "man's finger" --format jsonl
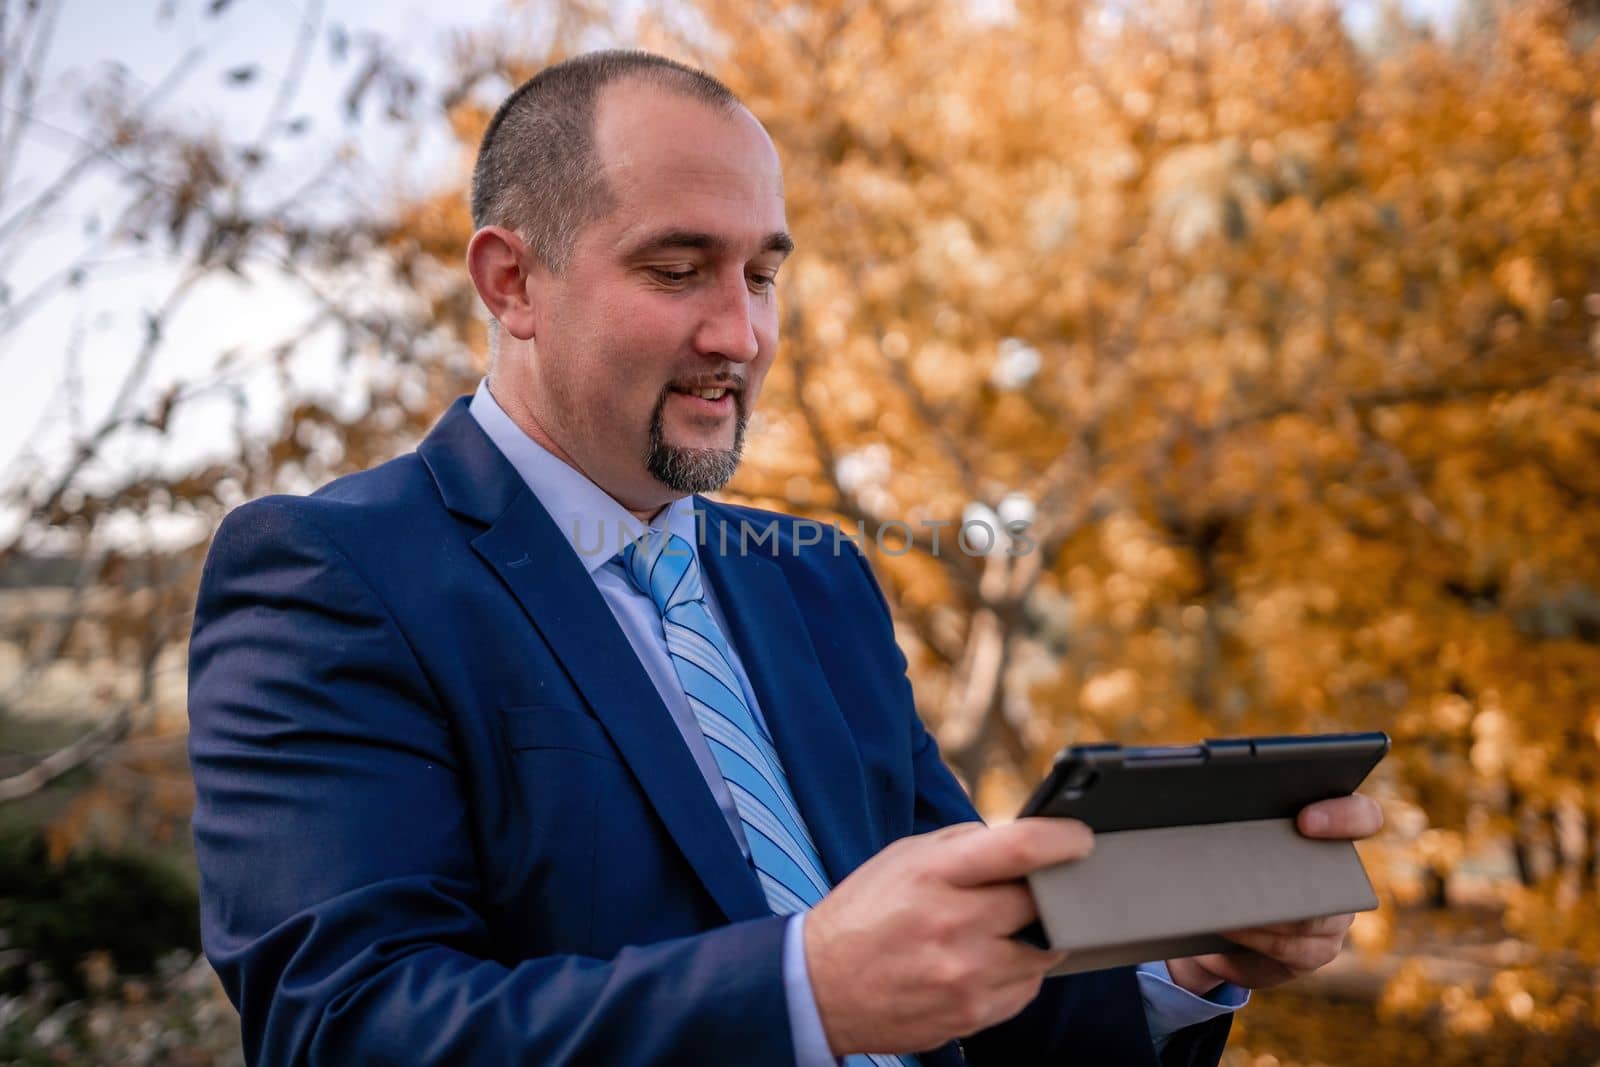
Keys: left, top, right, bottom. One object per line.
{"left": 1177, "top": 949, "right": 1292, "bottom": 990}
{"left": 924, "top": 820, "right": 991, "bottom": 842}
{"left": 987, "top": 935, "right": 1072, "bottom": 982}
{"left": 1217, "top": 927, "right": 1346, "bottom": 971}
{"left": 940, "top": 818, "right": 1094, "bottom": 887}
{"left": 1225, "top": 914, "right": 1353, "bottom": 939}
{"left": 965, "top": 881, "right": 1041, "bottom": 935}
{"left": 1299, "top": 793, "right": 1384, "bottom": 839}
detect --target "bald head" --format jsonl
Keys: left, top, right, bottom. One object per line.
{"left": 470, "top": 50, "right": 746, "bottom": 274}
{"left": 461, "top": 49, "right": 789, "bottom": 518}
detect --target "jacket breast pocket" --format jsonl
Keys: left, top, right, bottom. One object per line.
{"left": 501, "top": 703, "right": 620, "bottom": 761}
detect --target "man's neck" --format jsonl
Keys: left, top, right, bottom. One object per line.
{"left": 484, "top": 375, "right": 673, "bottom": 526}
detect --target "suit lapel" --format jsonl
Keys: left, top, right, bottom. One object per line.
{"left": 695, "top": 501, "right": 881, "bottom": 887}
{"left": 421, "top": 405, "right": 964, "bottom": 1065}
{"left": 420, "top": 400, "right": 770, "bottom": 925}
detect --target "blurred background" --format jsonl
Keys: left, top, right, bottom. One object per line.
{"left": 1, "top": 0, "right": 1597, "bottom": 1063}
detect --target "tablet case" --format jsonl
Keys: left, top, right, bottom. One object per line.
{"left": 1019, "top": 733, "right": 1388, "bottom": 976}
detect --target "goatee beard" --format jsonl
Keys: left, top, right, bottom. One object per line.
{"left": 645, "top": 388, "right": 748, "bottom": 494}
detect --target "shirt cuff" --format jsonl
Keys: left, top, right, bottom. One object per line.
{"left": 1135, "top": 959, "right": 1249, "bottom": 1052}
{"left": 785, "top": 911, "right": 842, "bottom": 1067}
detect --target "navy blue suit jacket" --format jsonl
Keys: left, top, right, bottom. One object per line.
{"left": 187, "top": 397, "right": 1231, "bottom": 1065}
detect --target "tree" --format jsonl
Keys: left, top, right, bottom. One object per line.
{"left": 408, "top": 0, "right": 1600, "bottom": 1048}
{"left": 7, "top": 0, "right": 1597, "bottom": 1058}
{"left": 0, "top": 0, "right": 476, "bottom": 841}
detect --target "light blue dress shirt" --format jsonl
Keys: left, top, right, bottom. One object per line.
{"left": 468, "top": 378, "right": 1245, "bottom": 1064}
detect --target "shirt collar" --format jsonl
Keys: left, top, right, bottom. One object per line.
{"left": 467, "top": 377, "right": 702, "bottom": 575}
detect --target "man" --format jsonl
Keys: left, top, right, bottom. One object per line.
{"left": 187, "top": 50, "right": 1382, "bottom": 1066}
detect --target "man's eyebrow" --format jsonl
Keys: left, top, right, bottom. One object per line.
{"left": 625, "top": 229, "right": 795, "bottom": 258}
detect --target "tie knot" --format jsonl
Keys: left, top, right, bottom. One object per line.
{"left": 620, "top": 531, "right": 701, "bottom": 614}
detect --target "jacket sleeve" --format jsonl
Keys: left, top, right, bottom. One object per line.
{"left": 844, "top": 545, "right": 1230, "bottom": 1067}
{"left": 187, "top": 498, "right": 792, "bottom": 1067}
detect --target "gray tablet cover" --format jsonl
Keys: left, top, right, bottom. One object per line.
{"left": 1027, "top": 817, "right": 1378, "bottom": 976}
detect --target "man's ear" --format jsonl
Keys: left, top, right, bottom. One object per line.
{"left": 466, "top": 226, "right": 542, "bottom": 342}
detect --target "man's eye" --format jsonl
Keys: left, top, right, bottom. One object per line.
{"left": 651, "top": 268, "right": 695, "bottom": 283}
{"left": 749, "top": 274, "right": 778, "bottom": 291}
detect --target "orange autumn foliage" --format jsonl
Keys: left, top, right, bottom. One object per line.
{"left": 395, "top": 1, "right": 1600, "bottom": 1059}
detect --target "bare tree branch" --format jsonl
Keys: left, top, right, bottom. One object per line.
{"left": 0, "top": 703, "right": 131, "bottom": 803}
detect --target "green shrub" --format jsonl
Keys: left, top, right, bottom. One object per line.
{"left": 0, "top": 829, "right": 199, "bottom": 1000}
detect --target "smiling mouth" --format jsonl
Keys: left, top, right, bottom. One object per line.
{"left": 668, "top": 377, "right": 742, "bottom": 400}
{"left": 665, "top": 379, "right": 743, "bottom": 417}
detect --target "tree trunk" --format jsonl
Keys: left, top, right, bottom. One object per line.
{"left": 1508, "top": 789, "right": 1541, "bottom": 888}
{"left": 1581, "top": 802, "right": 1599, "bottom": 892}
{"left": 1422, "top": 864, "right": 1451, "bottom": 909}
{"left": 943, "top": 606, "right": 1008, "bottom": 789}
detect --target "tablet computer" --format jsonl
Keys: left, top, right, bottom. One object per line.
{"left": 1016, "top": 731, "right": 1389, "bottom": 976}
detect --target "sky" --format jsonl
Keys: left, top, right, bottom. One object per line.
{"left": 0, "top": 0, "right": 512, "bottom": 524}
{"left": 1, "top": 0, "right": 1463, "bottom": 540}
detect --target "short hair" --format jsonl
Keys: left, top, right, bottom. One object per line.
{"left": 470, "top": 50, "right": 741, "bottom": 273}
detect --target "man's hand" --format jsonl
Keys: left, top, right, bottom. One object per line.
{"left": 805, "top": 819, "right": 1091, "bottom": 1056}
{"left": 1166, "top": 793, "right": 1385, "bottom": 996}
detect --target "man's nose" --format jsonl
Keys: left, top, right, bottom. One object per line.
{"left": 693, "top": 273, "right": 760, "bottom": 364}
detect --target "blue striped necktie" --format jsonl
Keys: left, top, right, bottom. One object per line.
{"left": 621, "top": 531, "right": 917, "bottom": 1067}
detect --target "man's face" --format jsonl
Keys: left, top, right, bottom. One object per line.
{"left": 517, "top": 81, "right": 790, "bottom": 512}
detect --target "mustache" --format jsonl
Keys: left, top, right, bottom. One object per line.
{"left": 666, "top": 375, "right": 745, "bottom": 394}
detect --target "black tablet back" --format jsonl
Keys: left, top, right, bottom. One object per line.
{"left": 1018, "top": 732, "right": 1390, "bottom": 830}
